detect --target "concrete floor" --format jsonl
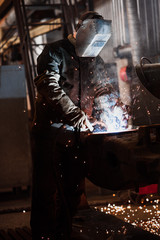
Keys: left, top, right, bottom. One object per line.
{"left": 0, "top": 180, "right": 160, "bottom": 239}
{"left": 0, "top": 198, "right": 31, "bottom": 230}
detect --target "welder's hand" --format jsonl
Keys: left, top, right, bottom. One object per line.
{"left": 74, "top": 110, "right": 93, "bottom": 132}
{"left": 82, "top": 117, "right": 94, "bottom": 132}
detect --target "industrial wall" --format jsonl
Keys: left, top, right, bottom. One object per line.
{"left": 0, "top": 65, "right": 32, "bottom": 191}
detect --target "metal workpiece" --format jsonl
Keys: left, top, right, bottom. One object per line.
{"left": 80, "top": 126, "right": 160, "bottom": 192}
{"left": 135, "top": 58, "right": 160, "bottom": 100}
{"left": 138, "top": 124, "right": 160, "bottom": 145}
{"left": 50, "top": 124, "right": 160, "bottom": 192}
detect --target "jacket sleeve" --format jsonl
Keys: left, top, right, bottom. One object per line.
{"left": 35, "top": 46, "right": 87, "bottom": 127}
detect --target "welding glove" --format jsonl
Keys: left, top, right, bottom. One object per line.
{"left": 34, "top": 71, "right": 93, "bottom": 132}
{"left": 79, "top": 113, "right": 93, "bottom": 132}
{"left": 60, "top": 98, "right": 93, "bottom": 131}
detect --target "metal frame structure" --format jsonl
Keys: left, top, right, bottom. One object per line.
{"left": 13, "top": 0, "right": 36, "bottom": 118}
{"left": 12, "top": 0, "right": 89, "bottom": 120}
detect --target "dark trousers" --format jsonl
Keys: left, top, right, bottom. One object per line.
{"left": 30, "top": 126, "right": 86, "bottom": 239}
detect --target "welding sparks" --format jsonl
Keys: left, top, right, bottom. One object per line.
{"left": 94, "top": 196, "right": 160, "bottom": 236}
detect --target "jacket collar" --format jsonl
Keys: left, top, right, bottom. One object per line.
{"left": 67, "top": 34, "right": 76, "bottom": 46}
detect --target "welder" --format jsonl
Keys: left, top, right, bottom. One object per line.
{"left": 30, "top": 11, "right": 116, "bottom": 240}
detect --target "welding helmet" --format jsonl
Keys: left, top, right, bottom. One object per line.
{"left": 75, "top": 11, "right": 112, "bottom": 57}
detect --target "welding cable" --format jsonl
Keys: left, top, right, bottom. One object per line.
{"left": 139, "top": 57, "right": 152, "bottom": 86}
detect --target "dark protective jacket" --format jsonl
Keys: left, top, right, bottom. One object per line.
{"left": 33, "top": 35, "right": 114, "bottom": 128}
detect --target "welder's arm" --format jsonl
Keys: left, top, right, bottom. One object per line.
{"left": 35, "top": 70, "right": 93, "bottom": 131}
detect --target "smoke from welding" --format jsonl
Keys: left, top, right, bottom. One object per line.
{"left": 92, "top": 93, "right": 130, "bottom": 133}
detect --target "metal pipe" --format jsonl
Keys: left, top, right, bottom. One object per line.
{"left": 61, "top": 0, "right": 73, "bottom": 34}
{"left": 151, "top": 0, "right": 156, "bottom": 50}
{"left": 120, "top": 0, "right": 127, "bottom": 44}
{"left": 143, "top": 0, "right": 149, "bottom": 50}
{"left": 88, "top": 0, "right": 94, "bottom": 11}
{"left": 126, "top": 0, "right": 142, "bottom": 65}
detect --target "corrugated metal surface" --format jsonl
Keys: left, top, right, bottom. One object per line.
{"left": 137, "top": 0, "right": 160, "bottom": 56}
{"left": 112, "top": 0, "right": 130, "bottom": 47}
{"left": 111, "top": 0, "right": 160, "bottom": 57}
